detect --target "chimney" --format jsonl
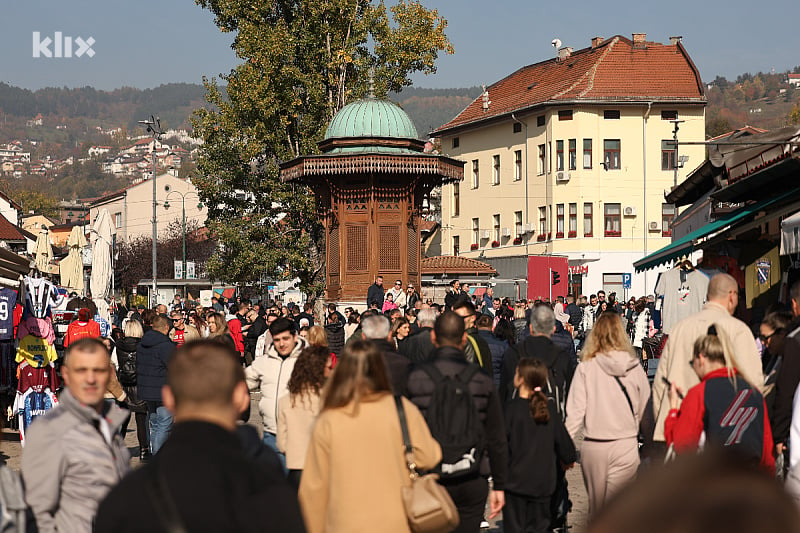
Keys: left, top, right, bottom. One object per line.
{"left": 591, "top": 36, "right": 604, "bottom": 49}
{"left": 632, "top": 33, "right": 646, "bottom": 48}
{"left": 557, "top": 47, "right": 573, "bottom": 61}
{"left": 669, "top": 36, "right": 683, "bottom": 46}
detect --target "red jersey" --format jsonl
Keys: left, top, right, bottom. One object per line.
{"left": 173, "top": 328, "right": 186, "bottom": 346}
{"left": 64, "top": 320, "right": 102, "bottom": 347}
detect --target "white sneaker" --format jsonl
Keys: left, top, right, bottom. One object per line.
{"left": 480, "top": 519, "right": 490, "bottom": 529}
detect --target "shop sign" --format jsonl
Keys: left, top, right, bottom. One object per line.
{"left": 569, "top": 265, "right": 589, "bottom": 276}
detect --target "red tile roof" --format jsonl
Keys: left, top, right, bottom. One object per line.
{"left": 0, "top": 213, "right": 28, "bottom": 242}
{"left": 434, "top": 35, "right": 705, "bottom": 134}
{"left": 421, "top": 256, "right": 497, "bottom": 275}
{"left": 419, "top": 219, "right": 439, "bottom": 233}
{"left": 707, "top": 126, "right": 768, "bottom": 142}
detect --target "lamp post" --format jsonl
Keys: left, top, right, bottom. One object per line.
{"left": 138, "top": 116, "right": 164, "bottom": 307}
{"left": 163, "top": 189, "right": 203, "bottom": 287}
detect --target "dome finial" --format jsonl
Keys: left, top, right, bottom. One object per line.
{"left": 368, "top": 67, "right": 375, "bottom": 99}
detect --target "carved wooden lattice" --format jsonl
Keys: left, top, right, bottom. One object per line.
{"left": 379, "top": 226, "right": 401, "bottom": 272}
{"left": 407, "top": 226, "right": 418, "bottom": 275}
{"left": 328, "top": 226, "right": 339, "bottom": 274}
{"left": 346, "top": 225, "right": 368, "bottom": 272}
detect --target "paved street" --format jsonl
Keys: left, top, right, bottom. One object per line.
{"left": 2, "top": 395, "right": 590, "bottom": 532}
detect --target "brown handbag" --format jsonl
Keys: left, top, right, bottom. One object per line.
{"left": 395, "top": 396, "right": 460, "bottom": 533}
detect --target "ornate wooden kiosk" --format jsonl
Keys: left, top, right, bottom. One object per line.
{"left": 281, "top": 96, "right": 464, "bottom": 303}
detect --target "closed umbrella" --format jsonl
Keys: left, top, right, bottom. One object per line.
{"left": 89, "top": 209, "right": 116, "bottom": 299}
{"left": 34, "top": 228, "right": 52, "bottom": 273}
{"left": 59, "top": 225, "right": 87, "bottom": 294}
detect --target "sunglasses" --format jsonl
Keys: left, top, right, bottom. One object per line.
{"left": 759, "top": 331, "right": 779, "bottom": 342}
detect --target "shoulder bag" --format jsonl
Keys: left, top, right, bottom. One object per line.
{"left": 394, "top": 396, "right": 459, "bottom": 533}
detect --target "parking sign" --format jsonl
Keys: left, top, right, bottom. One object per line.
{"left": 622, "top": 273, "right": 632, "bottom": 289}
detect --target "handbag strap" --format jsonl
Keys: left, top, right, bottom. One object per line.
{"left": 394, "top": 395, "right": 419, "bottom": 479}
{"left": 146, "top": 464, "right": 189, "bottom": 533}
{"left": 613, "top": 376, "right": 636, "bottom": 422}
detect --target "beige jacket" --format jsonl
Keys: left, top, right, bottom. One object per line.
{"left": 299, "top": 394, "right": 441, "bottom": 533}
{"left": 277, "top": 392, "right": 321, "bottom": 470}
{"left": 566, "top": 350, "right": 650, "bottom": 442}
{"left": 652, "top": 302, "right": 763, "bottom": 441}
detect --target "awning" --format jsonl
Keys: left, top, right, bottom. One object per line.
{"left": 781, "top": 211, "right": 800, "bottom": 256}
{"left": 635, "top": 191, "right": 795, "bottom": 272}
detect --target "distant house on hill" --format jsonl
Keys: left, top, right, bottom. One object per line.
{"left": 789, "top": 74, "right": 800, "bottom": 87}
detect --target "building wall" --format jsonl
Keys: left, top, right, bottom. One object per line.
{"left": 438, "top": 104, "right": 706, "bottom": 296}
{"left": 90, "top": 174, "right": 205, "bottom": 242}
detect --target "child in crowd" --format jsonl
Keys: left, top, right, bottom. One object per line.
{"left": 504, "top": 358, "right": 576, "bottom": 533}
{"left": 382, "top": 292, "right": 398, "bottom": 313}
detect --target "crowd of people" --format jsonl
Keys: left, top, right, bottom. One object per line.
{"left": 5, "top": 271, "right": 800, "bottom": 533}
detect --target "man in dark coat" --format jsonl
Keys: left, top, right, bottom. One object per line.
{"left": 360, "top": 314, "right": 411, "bottom": 395}
{"left": 96, "top": 340, "right": 305, "bottom": 533}
{"left": 243, "top": 309, "right": 268, "bottom": 365}
{"left": 406, "top": 312, "right": 508, "bottom": 533}
{"left": 399, "top": 308, "right": 438, "bottom": 363}
{"left": 453, "top": 300, "right": 494, "bottom": 378}
{"left": 366, "top": 275, "right": 385, "bottom": 309}
{"left": 136, "top": 314, "right": 177, "bottom": 454}
{"left": 475, "top": 314, "right": 508, "bottom": 388}
{"left": 499, "top": 304, "right": 573, "bottom": 407}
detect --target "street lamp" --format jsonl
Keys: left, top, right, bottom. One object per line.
{"left": 138, "top": 115, "right": 164, "bottom": 307}
{"left": 163, "top": 188, "right": 203, "bottom": 283}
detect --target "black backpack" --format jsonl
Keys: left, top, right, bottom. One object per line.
{"left": 421, "top": 364, "right": 485, "bottom": 480}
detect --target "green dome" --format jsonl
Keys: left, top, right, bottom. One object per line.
{"left": 324, "top": 98, "right": 418, "bottom": 141}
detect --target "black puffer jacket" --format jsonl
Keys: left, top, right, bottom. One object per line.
{"left": 499, "top": 335, "right": 573, "bottom": 405}
{"left": 406, "top": 346, "right": 508, "bottom": 490}
{"left": 324, "top": 320, "right": 345, "bottom": 357}
{"left": 115, "top": 336, "right": 141, "bottom": 387}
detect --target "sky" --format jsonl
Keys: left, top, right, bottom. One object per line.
{"left": 1, "top": 0, "right": 799, "bottom": 92}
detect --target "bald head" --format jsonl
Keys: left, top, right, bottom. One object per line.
{"left": 707, "top": 273, "right": 739, "bottom": 315}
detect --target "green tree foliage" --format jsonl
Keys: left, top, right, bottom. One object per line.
{"left": 789, "top": 103, "right": 800, "bottom": 126}
{"left": 192, "top": 0, "right": 453, "bottom": 293}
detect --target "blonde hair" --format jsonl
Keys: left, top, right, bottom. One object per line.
{"left": 694, "top": 324, "right": 747, "bottom": 388}
{"left": 307, "top": 325, "right": 328, "bottom": 347}
{"left": 581, "top": 312, "right": 636, "bottom": 361}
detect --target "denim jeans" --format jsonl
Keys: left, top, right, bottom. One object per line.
{"left": 263, "top": 431, "right": 287, "bottom": 473}
{"left": 147, "top": 405, "right": 173, "bottom": 454}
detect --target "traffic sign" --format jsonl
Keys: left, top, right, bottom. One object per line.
{"left": 622, "top": 273, "right": 632, "bottom": 289}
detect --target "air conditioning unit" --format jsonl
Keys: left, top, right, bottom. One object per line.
{"left": 623, "top": 206, "right": 637, "bottom": 217}
{"left": 501, "top": 227, "right": 512, "bottom": 237}
{"left": 556, "top": 171, "right": 570, "bottom": 182}
{"left": 480, "top": 230, "right": 491, "bottom": 239}
{"left": 648, "top": 221, "right": 660, "bottom": 231}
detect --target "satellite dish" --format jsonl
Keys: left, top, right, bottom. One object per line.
{"left": 551, "top": 38, "right": 562, "bottom": 49}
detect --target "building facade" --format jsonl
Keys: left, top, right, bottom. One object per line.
{"left": 89, "top": 174, "right": 205, "bottom": 242}
{"left": 433, "top": 34, "right": 707, "bottom": 297}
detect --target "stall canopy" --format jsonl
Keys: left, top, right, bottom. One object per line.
{"left": 635, "top": 191, "right": 795, "bottom": 272}
{"left": 781, "top": 211, "right": 800, "bottom": 256}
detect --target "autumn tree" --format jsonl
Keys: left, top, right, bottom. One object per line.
{"left": 192, "top": 0, "right": 453, "bottom": 295}
{"left": 114, "top": 220, "right": 216, "bottom": 292}
{"left": 0, "top": 183, "right": 59, "bottom": 217}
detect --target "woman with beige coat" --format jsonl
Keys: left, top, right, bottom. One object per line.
{"left": 299, "top": 339, "right": 441, "bottom": 533}
{"left": 565, "top": 312, "right": 650, "bottom": 515}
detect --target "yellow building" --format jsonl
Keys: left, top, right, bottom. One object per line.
{"left": 432, "top": 34, "right": 706, "bottom": 297}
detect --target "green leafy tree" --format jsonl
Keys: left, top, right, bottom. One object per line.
{"left": 2, "top": 186, "right": 59, "bottom": 217}
{"left": 192, "top": 0, "right": 453, "bottom": 295}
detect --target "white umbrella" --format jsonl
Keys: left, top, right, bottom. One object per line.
{"left": 59, "top": 225, "right": 87, "bottom": 294}
{"left": 34, "top": 228, "right": 52, "bottom": 273}
{"left": 89, "top": 209, "right": 116, "bottom": 299}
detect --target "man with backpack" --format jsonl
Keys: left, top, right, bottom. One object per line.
{"left": 499, "top": 304, "right": 574, "bottom": 411}
{"left": 406, "top": 311, "right": 508, "bottom": 533}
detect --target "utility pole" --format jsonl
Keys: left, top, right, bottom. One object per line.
{"left": 164, "top": 190, "right": 202, "bottom": 303}
{"left": 138, "top": 116, "right": 164, "bottom": 308}
{"left": 670, "top": 119, "right": 685, "bottom": 188}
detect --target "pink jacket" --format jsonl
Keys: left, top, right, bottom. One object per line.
{"left": 566, "top": 350, "right": 650, "bottom": 442}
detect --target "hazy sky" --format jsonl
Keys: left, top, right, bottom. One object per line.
{"left": 1, "top": 0, "right": 798, "bottom": 91}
